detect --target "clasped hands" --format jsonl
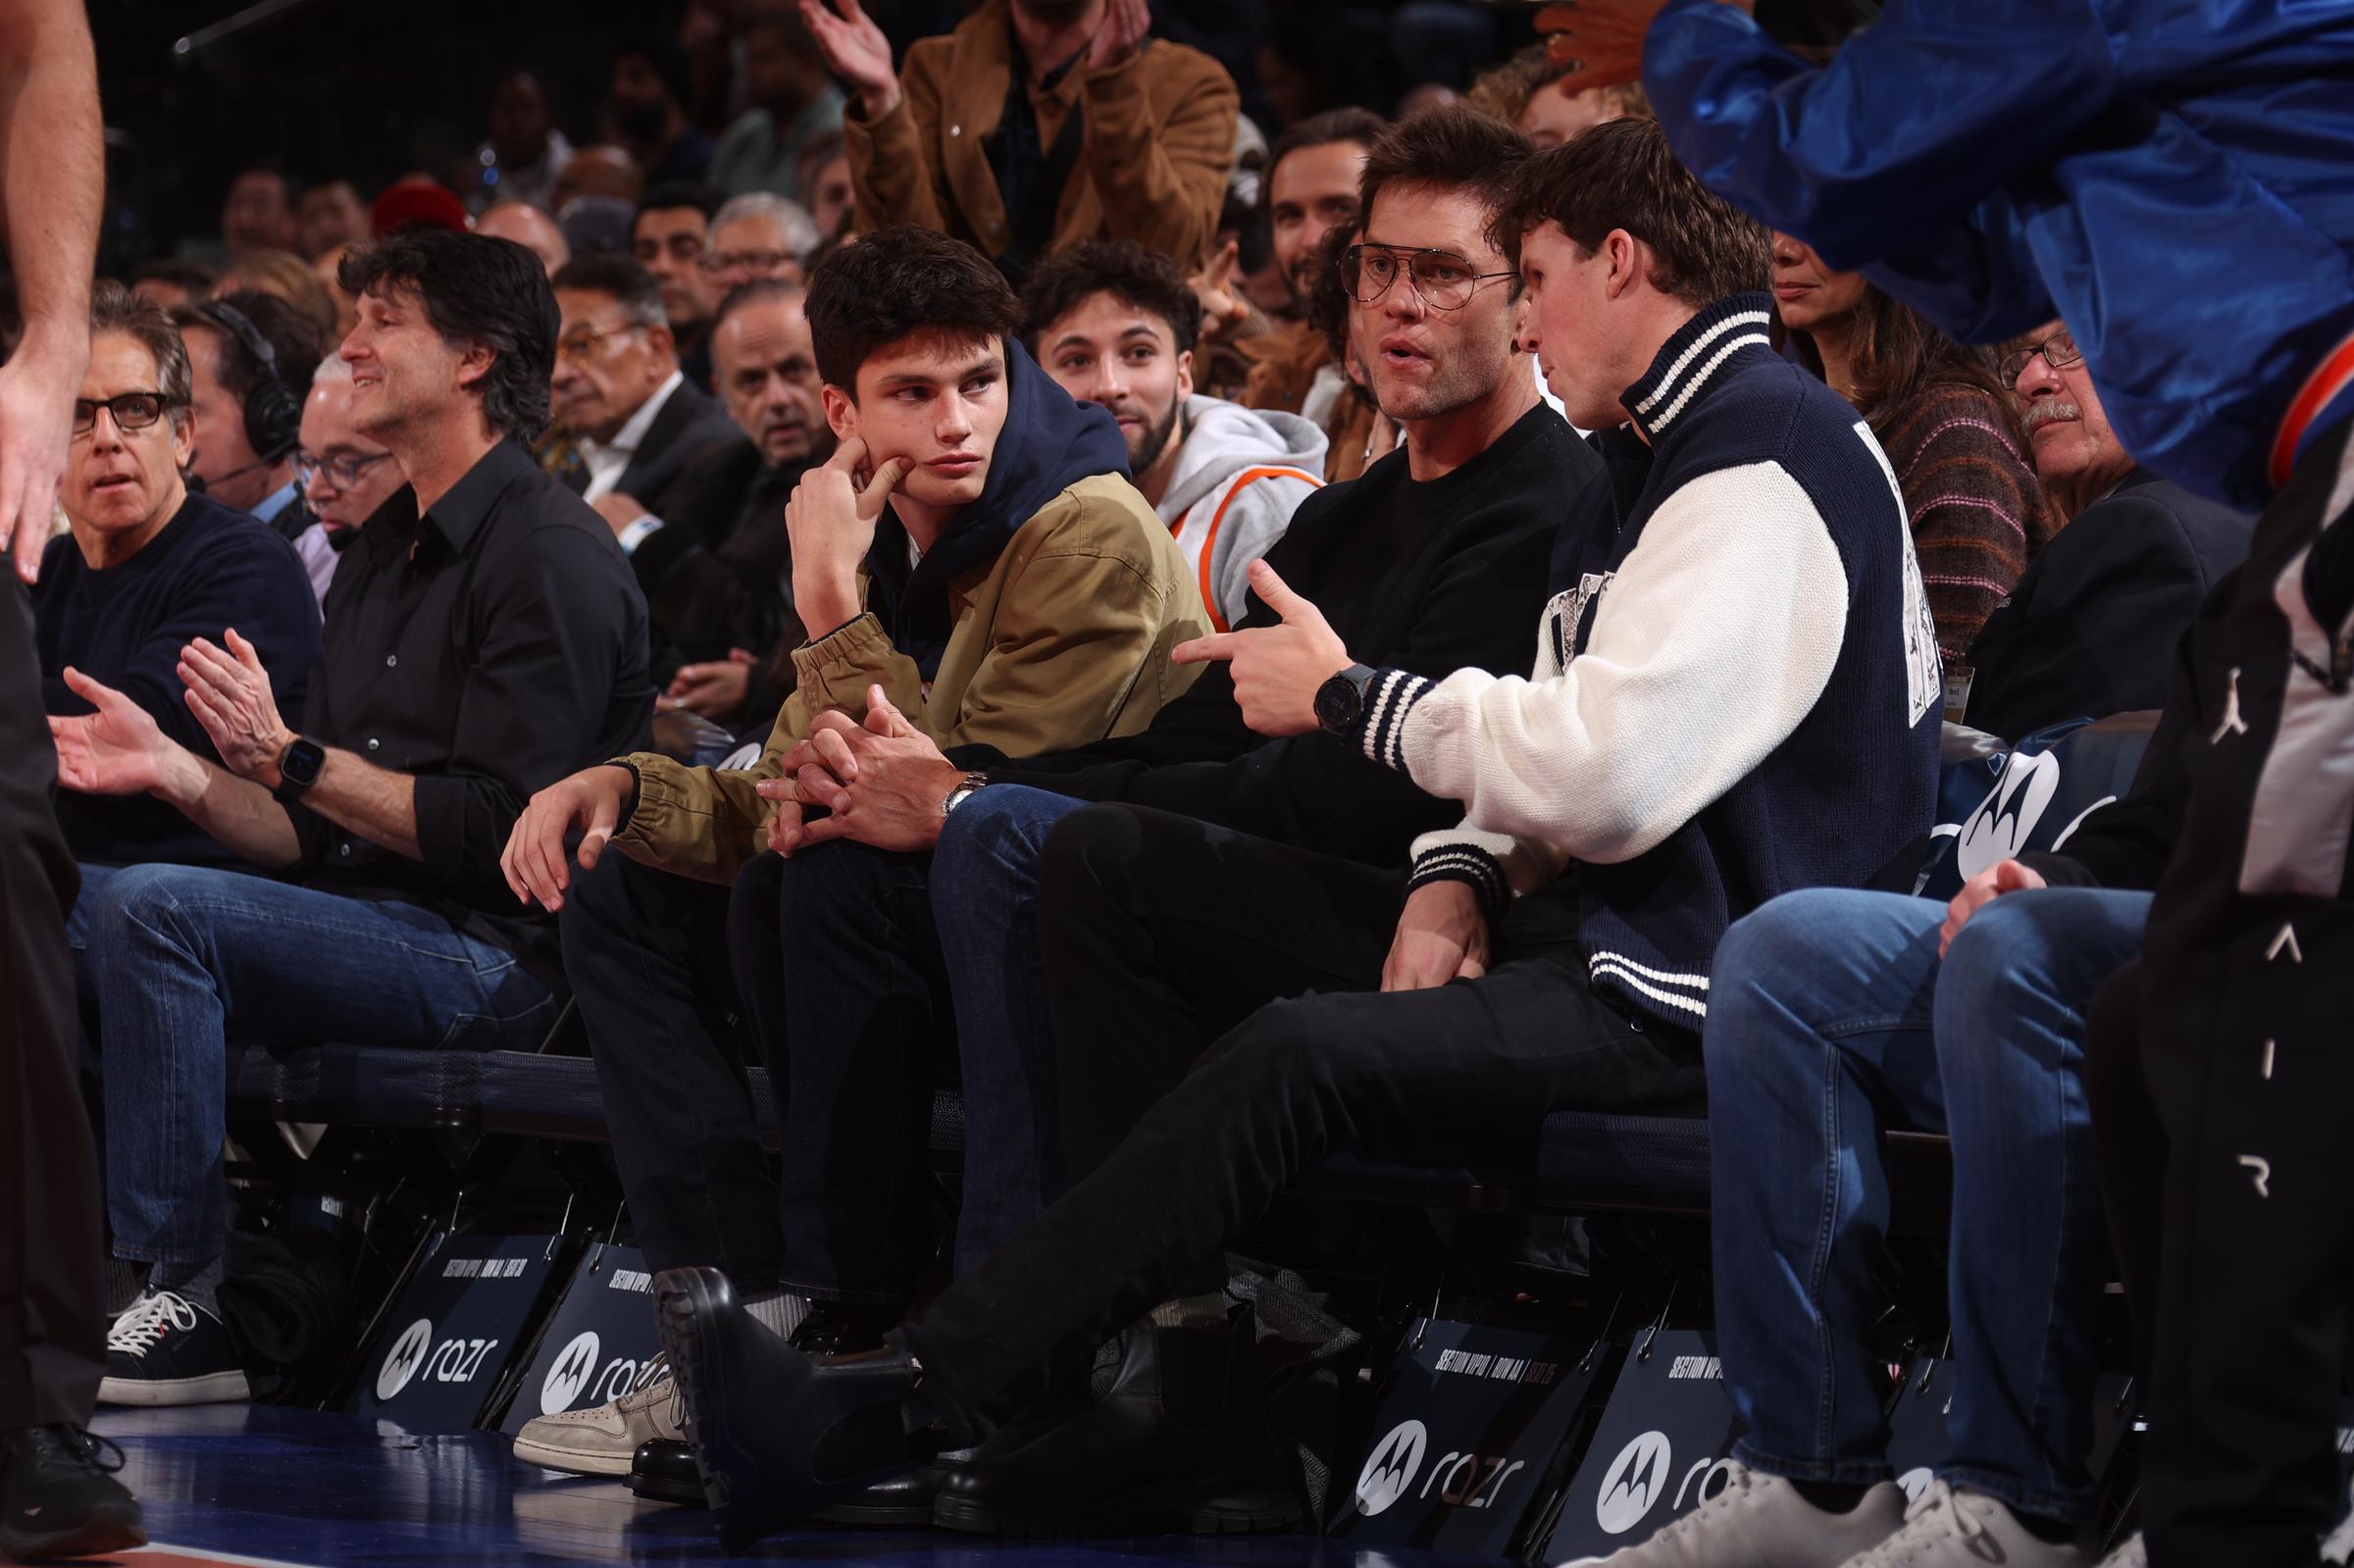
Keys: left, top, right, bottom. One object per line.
{"left": 757, "top": 683, "right": 963, "bottom": 857}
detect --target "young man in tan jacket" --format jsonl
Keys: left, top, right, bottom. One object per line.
{"left": 801, "top": 0, "right": 1238, "bottom": 279}
{"left": 496, "top": 225, "right": 1205, "bottom": 1486}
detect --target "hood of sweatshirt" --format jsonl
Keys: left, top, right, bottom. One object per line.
{"left": 864, "top": 337, "right": 1131, "bottom": 678}
{"left": 1154, "top": 394, "right": 1328, "bottom": 523}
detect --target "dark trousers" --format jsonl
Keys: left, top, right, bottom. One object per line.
{"left": 0, "top": 586, "right": 105, "bottom": 1427}
{"left": 2084, "top": 959, "right": 2161, "bottom": 1391}
{"left": 2091, "top": 911, "right": 2354, "bottom": 1568}
{"left": 901, "top": 802, "right": 1708, "bottom": 1439}
{"left": 563, "top": 846, "right": 955, "bottom": 1304}
{"left": 736, "top": 845, "right": 954, "bottom": 1306}
{"left": 2083, "top": 422, "right": 2354, "bottom": 1568}
{"left": 562, "top": 853, "right": 784, "bottom": 1293}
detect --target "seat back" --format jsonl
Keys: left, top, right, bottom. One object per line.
{"left": 1913, "top": 711, "right": 2160, "bottom": 902}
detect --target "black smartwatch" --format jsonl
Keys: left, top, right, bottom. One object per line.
{"left": 272, "top": 736, "right": 328, "bottom": 805}
{"left": 1313, "top": 663, "right": 1378, "bottom": 735}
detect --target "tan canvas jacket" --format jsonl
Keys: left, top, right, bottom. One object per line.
{"left": 612, "top": 474, "right": 1209, "bottom": 883}
{"left": 843, "top": 0, "right": 1238, "bottom": 273}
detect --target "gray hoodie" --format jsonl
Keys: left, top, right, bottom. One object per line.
{"left": 1155, "top": 395, "right": 1327, "bottom": 631}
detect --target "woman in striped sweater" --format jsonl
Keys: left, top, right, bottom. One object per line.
{"left": 1772, "top": 232, "right": 2057, "bottom": 661}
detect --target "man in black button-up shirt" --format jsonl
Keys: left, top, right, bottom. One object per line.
{"left": 48, "top": 231, "right": 651, "bottom": 1406}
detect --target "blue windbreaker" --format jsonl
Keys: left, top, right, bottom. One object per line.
{"left": 1641, "top": 0, "right": 2354, "bottom": 511}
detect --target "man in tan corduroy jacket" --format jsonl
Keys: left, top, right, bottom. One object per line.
{"left": 497, "top": 231, "right": 1204, "bottom": 1484}
{"left": 806, "top": 0, "right": 1238, "bottom": 278}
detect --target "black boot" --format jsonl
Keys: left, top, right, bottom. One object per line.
{"left": 631, "top": 1435, "right": 958, "bottom": 1527}
{"left": 630, "top": 1294, "right": 942, "bottom": 1525}
{"left": 0, "top": 1425, "right": 147, "bottom": 1560}
{"left": 931, "top": 1301, "right": 1299, "bottom": 1537}
{"left": 651, "top": 1268, "right": 924, "bottom": 1551}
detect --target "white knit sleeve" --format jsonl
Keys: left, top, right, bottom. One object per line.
{"left": 1360, "top": 462, "right": 1852, "bottom": 865}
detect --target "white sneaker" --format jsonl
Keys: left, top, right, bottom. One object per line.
{"left": 2097, "top": 1531, "right": 2146, "bottom": 1567}
{"left": 1838, "top": 1480, "right": 2096, "bottom": 1567}
{"left": 511, "top": 1354, "right": 680, "bottom": 1476}
{"left": 1565, "top": 1461, "right": 1908, "bottom": 1566}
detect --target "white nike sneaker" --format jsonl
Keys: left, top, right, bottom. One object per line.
{"left": 1563, "top": 1461, "right": 1908, "bottom": 1566}
{"left": 2097, "top": 1531, "right": 2146, "bottom": 1567}
{"left": 511, "top": 1354, "right": 679, "bottom": 1476}
{"left": 1838, "top": 1480, "right": 2096, "bottom": 1567}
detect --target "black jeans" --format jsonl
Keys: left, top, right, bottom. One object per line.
{"left": 901, "top": 803, "right": 1709, "bottom": 1439}
{"left": 564, "top": 846, "right": 956, "bottom": 1306}
{"left": 2092, "top": 917, "right": 2354, "bottom": 1568}
{"left": 735, "top": 844, "right": 954, "bottom": 1307}
{"left": 562, "top": 853, "right": 783, "bottom": 1293}
{"left": 0, "top": 586, "right": 105, "bottom": 1427}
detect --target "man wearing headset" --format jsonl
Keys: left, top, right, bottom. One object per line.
{"left": 171, "top": 291, "right": 325, "bottom": 531}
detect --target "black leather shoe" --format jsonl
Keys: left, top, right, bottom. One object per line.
{"left": 0, "top": 1425, "right": 148, "bottom": 1560}
{"left": 931, "top": 1302, "right": 1299, "bottom": 1537}
{"left": 651, "top": 1267, "right": 921, "bottom": 1550}
{"left": 629, "top": 1436, "right": 951, "bottom": 1526}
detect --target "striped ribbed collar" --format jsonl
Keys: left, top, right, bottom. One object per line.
{"left": 1619, "top": 292, "right": 1777, "bottom": 443}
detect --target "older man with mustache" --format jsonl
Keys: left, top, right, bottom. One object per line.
{"left": 1949, "top": 324, "right": 2254, "bottom": 741}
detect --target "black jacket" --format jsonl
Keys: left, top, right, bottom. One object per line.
{"left": 1964, "top": 469, "right": 2253, "bottom": 741}
{"left": 947, "top": 404, "right": 1592, "bottom": 868}
{"left": 567, "top": 377, "right": 743, "bottom": 515}
{"left": 631, "top": 436, "right": 809, "bottom": 698}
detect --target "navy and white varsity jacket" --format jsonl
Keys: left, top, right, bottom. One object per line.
{"left": 1344, "top": 295, "right": 1942, "bottom": 1031}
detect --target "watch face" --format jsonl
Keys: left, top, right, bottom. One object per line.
{"left": 282, "top": 739, "right": 325, "bottom": 786}
{"left": 1314, "top": 675, "right": 1358, "bottom": 732}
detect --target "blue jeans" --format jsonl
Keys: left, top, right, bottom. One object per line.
{"left": 77, "top": 863, "right": 556, "bottom": 1266}
{"left": 1707, "top": 885, "right": 2151, "bottom": 1523}
{"left": 930, "top": 784, "right": 1086, "bottom": 1276}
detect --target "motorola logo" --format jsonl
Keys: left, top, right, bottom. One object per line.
{"left": 539, "top": 1331, "right": 602, "bottom": 1416}
{"left": 1596, "top": 1430, "right": 1671, "bottom": 1535}
{"left": 377, "top": 1318, "right": 435, "bottom": 1402}
{"left": 1355, "top": 1419, "right": 1428, "bottom": 1518}
{"left": 1957, "top": 748, "right": 2063, "bottom": 877}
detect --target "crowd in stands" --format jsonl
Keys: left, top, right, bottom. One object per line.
{"left": 26, "top": 1, "right": 2354, "bottom": 1565}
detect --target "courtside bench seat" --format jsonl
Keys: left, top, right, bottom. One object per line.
{"left": 226, "top": 714, "right": 2149, "bottom": 1226}
{"left": 222, "top": 1041, "right": 1948, "bottom": 1224}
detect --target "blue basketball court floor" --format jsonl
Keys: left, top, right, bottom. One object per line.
{"left": 84, "top": 1403, "right": 1511, "bottom": 1568}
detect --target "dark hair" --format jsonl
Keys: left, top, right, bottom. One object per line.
{"left": 1498, "top": 114, "right": 1769, "bottom": 306}
{"left": 339, "top": 230, "right": 559, "bottom": 441}
{"left": 175, "top": 288, "right": 326, "bottom": 411}
{"left": 615, "top": 36, "right": 693, "bottom": 109}
{"left": 636, "top": 182, "right": 719, "bottom": 226}
{"left": 742, "top": 2, "right": 818, "bottom": 53}
{"left": 1357, "top": 104, "right": 1533, "bottom": 262}
{"left": 91, "top": 278, "right": 194, "bottom": 419}
{"left": 803, "top": 225, "right": 1021, "bottom": 396}
{"left": 129, "top": 257, "right": 221, "bottom": 294}
{"left": 1777, "top": 284, "right": 2022, "bottom": 442}
{"left": 229, "top": 161, "right": 289, "bottom": 196}
{"left": 711, "top": 277, "right": 806, "bottom": 336}
{"left": 1263, "top": 107, "right": 1389, "bottom": 216}
{"left": 550, "top": 254, "right": 667, "bottom": 329}
{"left": 1020, "top": 240, "right": 1200, "bottom": 359}
{"left": 1305, "top": 220, "right": 1361, "bottom": 368}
